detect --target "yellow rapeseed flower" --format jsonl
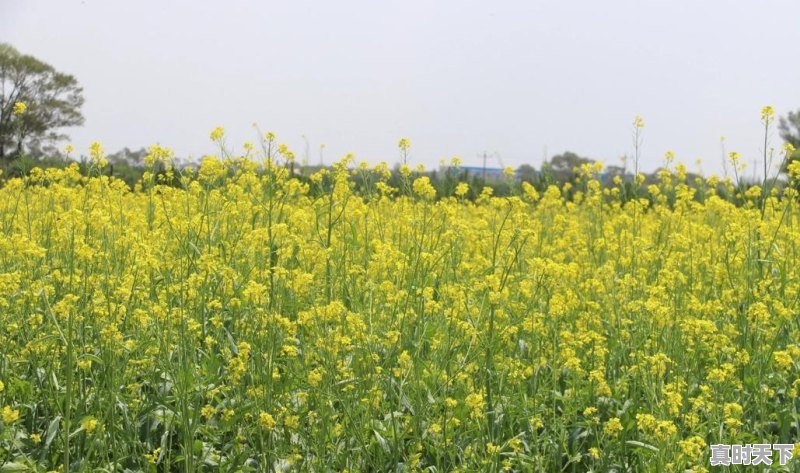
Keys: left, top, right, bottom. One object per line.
{"left": 604, "top": 417, "right": 623, "bottom": 436}
{"left": 678, "top": 435, "right": 706, "bottom": 459}
{"left": 201, "top": 404, "right": 216, "bottom": 419}
{"left": 308, "top": 367, "right": 324, "bottom": 387}
{"left": 81, "top": 416, "right": 99, "bottom": 434}
{"left": 761, "top": 105, "right": 775, "bottom": 123}
{"left": 259, "top": 412, "right": 277, "bottom": 430}
{"left": 89, "top": 141, "right": 108, "bottom": 168}
{"left": 465, "top": 392, "right": 486, "bottom": 419}
{"left": 2, "top": 406, "right": 20, "bottom": 424}
{"left": 787, "top": 160, "right": 800, "bottom": 182}
{"left": 412, "top": 176, "right": 437, "bottom": 200}
{"left": 210, "top": 126, "right": 225, "bottom": 141}
{"left": 398, "top": 138, "right": 411, "bottom": 152}
{"left": 486, "top": 442, "right": 501, "bottom": 455}
{"left": 146, "top": 447, "right": 161, "bottom": 464}
{"left": 13, "top": 101, "right": 27, "bottom": 115}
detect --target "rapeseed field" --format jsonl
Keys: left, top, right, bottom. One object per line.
{"left": 1, "top": 116, "right": 799, "bottom": 472}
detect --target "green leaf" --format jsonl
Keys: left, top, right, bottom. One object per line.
{"left": 0, "top": 462, "right": 31, "bottom": 471}
{"left": 44, "top": 415, "right": 61, "bottom": 450}
{"left": 373, "top": 430, "right": 391, "bottom": 453}
{"left": 625, "top": 440, "right": 659, "bottom": 453}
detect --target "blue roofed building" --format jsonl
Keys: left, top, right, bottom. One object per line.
{"left": 454, "top": 166, "right": 518, "bottom": 181}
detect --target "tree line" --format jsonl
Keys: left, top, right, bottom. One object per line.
{"left": 2, "top": 42, "right": 800, "bottom": 194}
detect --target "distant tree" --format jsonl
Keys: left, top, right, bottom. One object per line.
{"left": 516, "top": 163, "right": 537, "bottom": 183}
{"left": 25, "top": 136, "right": 64, "bottom": 159}
{"left": 778, "top": 110, "right": 800, "bottom": 173}
{"left": 541, "top": 151, "right": 594, "bottom": 182}
{"left": 108, "top": 147, "right": 147, "bottom": 166}
{"left": 605, "top": 164, "right": 626, "bottom": 176}
{"left": 546, "top": 151, "right": 593, "bottom": 173}
{"left": 780, "top": 110, "right": 800, "bottom": 149}
{"left": 0, "top": 43, "right": 84, "bottom": 161}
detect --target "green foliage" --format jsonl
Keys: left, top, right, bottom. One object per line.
{"left": 542, "top": 151, "right": 594, "bottom": 182}
{"left": 779, "top": 110, "right": 800, "bottom": 175}
{"left": 0, "top": 43, "right": 84, "bottom": 161}
{"left": 516, "top": 163, "right": 537, "bottom": 183}
{"left": 779, "top": 110, "right": 800, "bottom": 149}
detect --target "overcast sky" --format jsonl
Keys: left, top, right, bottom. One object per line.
{"left": 2, "top": 0, "right": 799, "bottom": 176}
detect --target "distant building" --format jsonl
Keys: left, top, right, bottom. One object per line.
{"left": 457, "top": 166, "right": 517, "bottom": 181}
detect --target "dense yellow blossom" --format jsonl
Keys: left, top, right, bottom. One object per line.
{"left": 210, "top": 126, "right": 225, "bottom": 141}
{"left": 81, "top": 417, "right": 99, "bottom": 434}
{"left": 604, "top": 417, "right": 624, "bottom": 436}
{"left": 0, "top": 129, "right": 797, "bottom": 471}
{"left": 259, "top": 412, "right": 277, "bottom": 430}
{"left": 13, "top": 101, "right": 27, "bottom": 115}
{"left": 2, "top": 406, "right": 20, "bottom": 424}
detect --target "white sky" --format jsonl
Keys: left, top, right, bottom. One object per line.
{"left": 2, "top": 0, "right": 799, "bottom": 177}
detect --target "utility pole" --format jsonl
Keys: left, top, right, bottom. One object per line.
{"left": 719, "top": 136, "right": 728, "bottom": 179}
{"left": 301, "top": 135, "right": 310, "bottom": 168}
{"left": 478, "top": 151, "right": 503, "bottom": 179}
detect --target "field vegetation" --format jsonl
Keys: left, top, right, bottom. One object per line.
{"left": 1, "top": 111, "right": 800, "bottom": 472}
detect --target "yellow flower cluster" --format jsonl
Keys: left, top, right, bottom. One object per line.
{"left": 0, "top": 124, "right": 798, "bottom": 470}
{"left": 259, "top": 412, "right": 276, "bottom": 430}
{"left": 13, "top": 101, "right": 27, "bottom": 115}
{"left": 2, "top": 406, "right": 20, "bottom": 424}
{"left": 636, "top": 413, "right": 677, "bottom": 441}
